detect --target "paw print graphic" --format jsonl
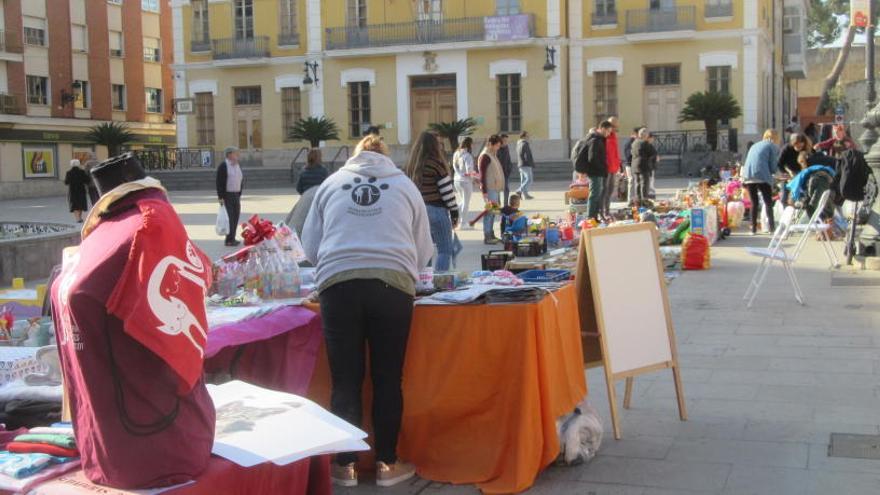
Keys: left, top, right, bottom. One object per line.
{"left": 342, "top": 176, "right": 389, "bottom": 207}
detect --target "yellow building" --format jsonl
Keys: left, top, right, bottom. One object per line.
{"left": 172, "top": 0, "right": 808, "bottom": 165}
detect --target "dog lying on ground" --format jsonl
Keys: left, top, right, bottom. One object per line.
{"left": 556, "top": 399, "right": 603, "bottom": 466}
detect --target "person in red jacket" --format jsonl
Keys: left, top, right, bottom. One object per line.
{"left": 601, "top": 117, "right": 622, "bottom": 221}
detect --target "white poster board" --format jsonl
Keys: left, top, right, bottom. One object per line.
{"left": 578, "top": 223, "right": 687, "bottom": 439}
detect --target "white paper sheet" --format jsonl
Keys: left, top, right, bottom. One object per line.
{"left": 207, "top": 381, "right": 368, "bottom": 468}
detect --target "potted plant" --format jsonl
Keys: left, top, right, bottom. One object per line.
{"left": 288, "top": 116, "right": 341, "bottom": 149}
{"left": 678, "top": 91, "right": 742, "bottom": 151}
{"left": 86, "top": 122, "right": 134, "bottom": 157}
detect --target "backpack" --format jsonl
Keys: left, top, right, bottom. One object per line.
{"left": 570, "top": 139, "right": 587, "bottom": 169}
{"left": 836, "top": 149, "right": 872, "bottom": 202}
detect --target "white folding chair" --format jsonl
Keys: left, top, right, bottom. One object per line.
{"left": 743, "top": 206, "right": 805, "bottom": 308}
{"left": 787, "top": 190, "right": 840, "bottom": 269}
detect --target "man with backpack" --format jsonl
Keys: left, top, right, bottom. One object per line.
{"left": 572, "top": 122, "right": 612, "bottom": 221}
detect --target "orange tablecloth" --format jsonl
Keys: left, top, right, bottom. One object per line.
{"left": 308, "top": 283, "right": 586, "bottom": 493}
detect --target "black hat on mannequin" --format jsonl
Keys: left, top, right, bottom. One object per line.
{"left": 90, "top": 152, "right": 147, "bottom": 197}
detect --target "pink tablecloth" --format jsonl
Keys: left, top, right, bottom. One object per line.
{"left": 204, "top": 305, "right": 322, "bottom": 395}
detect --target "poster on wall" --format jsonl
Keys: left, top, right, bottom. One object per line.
{"left": 22, "top": 145, "right": 57, "bottom": 179}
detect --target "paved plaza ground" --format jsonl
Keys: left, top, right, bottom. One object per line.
{"left": 4, "top": 179, "right": 880, "bottom": 494}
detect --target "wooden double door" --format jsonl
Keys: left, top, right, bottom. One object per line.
{"left": 410, "top": 75, "right": 457, "bottom": 143}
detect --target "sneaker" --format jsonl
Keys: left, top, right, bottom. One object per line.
{"left": 484, "top": 237, "right": 501, "bottom": 245}
{"left": 376, "top": 461, "right": 416, "bottom": 487}
{"left": 330, "top": 462, "right": 357, "bottom": 487}
{"left": 524, "top": 193, "right": 535, "bottom": 200}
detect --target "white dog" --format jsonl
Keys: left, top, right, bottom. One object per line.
{"left": 556, "top": 398, "right": 604, "bottom": 466}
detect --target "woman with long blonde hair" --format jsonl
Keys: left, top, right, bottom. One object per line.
{"left": 742, "top": 129, "right": 781, "bottom": 234}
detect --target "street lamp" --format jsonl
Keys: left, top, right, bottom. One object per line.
{"left": 859, "top": 0, "right": 880, "bottom": 254}
{"left": 303, "top": 61, "right": 320, "bottom": 87}
{"left": 543, "top": 46, "right": 557, "bottom": 78}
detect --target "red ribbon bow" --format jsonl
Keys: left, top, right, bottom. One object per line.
{"left": 241, "top": 215, "right": 276, "bottom": 246}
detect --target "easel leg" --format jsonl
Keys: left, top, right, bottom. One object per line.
{"left": 623, "top": 377, "right": 634, "bottom": 410}
{"left": 605, "top": 369, "right": 622, "bottom": 440}
{"left": 671, "top": 365, "right": 688, "bottom": 421}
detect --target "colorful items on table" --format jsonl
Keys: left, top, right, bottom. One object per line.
{"left": 0, "top": 279, "right": 47, "bottom": 319}
{"left": 470, "top": 270, "right": 524, "bottom": 286}
{"left": 7, "top": 426, "right": 78, "bottom": 460}
{"left": 0, "top": 308, "right": 13, "bottom": 341}
{"left": 0, "top": 451, "right": 74, "bottom": 479}
{"left": 727, "top": 201, "right": 745, "bottom": 228}
{"left": 681, "top": 234, "right": 711, "bottom": 270}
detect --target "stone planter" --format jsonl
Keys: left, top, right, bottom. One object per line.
{"left": 0, "top": 222, "right": 80, "bottom": 285}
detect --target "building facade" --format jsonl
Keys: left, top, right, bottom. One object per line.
{"left": 172, "top": 0, "right": 808, "bottom": 167}
{"left": 0, "top": 0, "right": 177, "bottom": 199}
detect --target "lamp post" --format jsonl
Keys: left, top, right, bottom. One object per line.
{"left": 859, "top": 0, "right": 880, "bottom": 252}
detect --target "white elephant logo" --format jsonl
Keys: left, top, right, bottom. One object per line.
{"left": 146, "top": 240, "right": 208, "bottom": 355}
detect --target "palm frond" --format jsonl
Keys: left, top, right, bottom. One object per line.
{"left": 86, "top": 122, "right": 134, "bottom": 157}
{"left": 428, "top": 118, "right": 478, "bottom": 152}
{"left": 289, "top": 117, "right": 340, "bottom": 148}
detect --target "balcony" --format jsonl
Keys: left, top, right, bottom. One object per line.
{"left": 625, "top": 6, "right": 696, "bottom": 36}
{"left": 212, "top": 36, "right": 271, "bottom": 60}
{"left": 705, "top": 1, "right": 733, "bottom": 19}
{"left": 191, "top": 37, "right": 211, "bottom": 53}
{"left": 278, "top": 31, "right": 299, "bottom": 47}
{"left": 592, "top": 12, "right": 618, "bottom": 27}
{"left": 0, "top": 94, "right": 25, "bottom": 115}
{"left": 325, "top": 14, "right": 535, "bottom": 51}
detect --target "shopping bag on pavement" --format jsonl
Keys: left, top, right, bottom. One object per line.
{"left": 215, "top": 205, "right": 230, "bottom": 236}
{"left": 681, "top": 234, "right": 710, "bottom": 270}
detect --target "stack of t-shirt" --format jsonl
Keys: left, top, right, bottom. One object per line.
{"left": 0, "top": 424, "right": 80, "bottom": 491}
{"left": 7, "top": 426, "right": 78, "bottom": 458}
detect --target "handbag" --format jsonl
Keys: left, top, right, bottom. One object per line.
{"left": 215, "top": 205, "right": 230, "bottom": 236}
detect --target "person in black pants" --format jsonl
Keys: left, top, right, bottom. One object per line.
{"left": 497, "top": 134, "right": 514, "bottom": 206}
{"left": 216, "top": 146, "right": 244, "bottom": 246}
{"left": 741, "top": 129, "right": 781, "bottom": 235}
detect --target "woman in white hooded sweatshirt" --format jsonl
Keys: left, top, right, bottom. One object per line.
{"left": 302, "top": 135, "right": 433, "bottom": 488}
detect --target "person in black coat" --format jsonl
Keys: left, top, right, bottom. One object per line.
{"left": 64, "top": 159, "right": 90, "bottom": 223}
{"left": 497, "top": 134, "right": 514, "bottom": 206}
{"left": 216, "top": 146, "right": 244, "bottom": 246}
{"left": 574, "top": 121, "right": 612, "bottom": 220}
{"left": 296, "top": 149, "right": 329, "bottom": 194}
{"left": 631, "top": 128, "right": 657, "bottom": 204}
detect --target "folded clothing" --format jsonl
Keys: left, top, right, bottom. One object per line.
{"left": 13, "top": 433, "right": 76, "bottom": 450}
{"left": 7, "top": 442, "right": 77, "bottom": 458}
{"left": 0, "top": 451, "right": 73, "bottom": 479}
{"left": 0, "top": 459, "right": 80, "bottom": 492}
{"left": 28, "top": 426, "right": 74, "bottom": 436}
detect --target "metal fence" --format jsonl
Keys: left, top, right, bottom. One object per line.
{"left": 212, "top": 36, "right": 270, "bottom": 60}
{"left": 278, "top": 31, "right": 300, "bottom": 46}
{"left": 592, "top": 12, "right": 618, "bottom": 26}
{"left": 325, "top": 15, "right": 535, "bottom": 50}
{"left": 704, "top": 1, "right": 733, "bottom": 18}
{"left": 626, "top": 6, "right": 696, "bottom": 34}
{"left": 651, "top": 128, "right": 738, "bottom": 155}
{"left": 132, "top": 148, "right": 213, "bottom": 171}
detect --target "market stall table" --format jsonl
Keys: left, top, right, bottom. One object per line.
{"left": 307, "top": 283, "right": 587, "bottom": 493}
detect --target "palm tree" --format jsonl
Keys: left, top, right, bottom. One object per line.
{"left": 288, "top": 116, "right": 340, "bottom": 148}
{"left": 678, "top": 91, "right": 742, "bottom": 151}
{"left": 86, "top": 122, "right": 134, "bottom": 156}
{"left": 428, "top": 118, "right": 478, "bottom": 153}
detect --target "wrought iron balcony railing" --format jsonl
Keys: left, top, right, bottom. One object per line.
{"left": 211, "top": 36, "right": 270, "bottom": 60}
{"left": 705, "top": 1, "right": 733, "bottom": 18}
{"left": 278, "top": 31, "right": 300, "bottom": 46}
{"left": 592, "top": 12, "right": 618, "bottom": 26}
{"left": 0, "top": 94, "right": 25, "bottom": 115}
{"left": 325, "top": 14, "right": 535, "bottom": 50}
{"left": 191, "top": 37, "right": 211, "bottom": 53}
{"left": 626, "top": 6, "right": 696, "bottom": 34}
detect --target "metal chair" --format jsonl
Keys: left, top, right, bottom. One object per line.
{"left": 787, "top": 190, "right": 840, "bottom": 269}
{"left": 743, "top": 206, "right": 804, "bottom": 308}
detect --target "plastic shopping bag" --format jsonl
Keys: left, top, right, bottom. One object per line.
{"left": 681, "top": 234, "right": 710, "bottom": 270}
{"left": 215, "top": 205, "right": 230, "bottom": 236}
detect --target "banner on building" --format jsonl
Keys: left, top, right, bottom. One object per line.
{"left": 852, "top": 0, "right": 870, "bottom": 28}
{"left": 484, "top": 14, "right": 531, "bottom": 42}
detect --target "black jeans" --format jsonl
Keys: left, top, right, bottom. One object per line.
{"left": 503, "top": 174, "right": 511, "bottom": 207}
{"left": 223, "top": 192, "right": 241, "bottom": 243}
{"left": 635, "top": 172, "right": 652, "bottom": 203}
{"left": 746, "top": 183, "right": 775, "bottom": 232}
{"left": 319, "top": 279, "right": 414, "bottom": 465}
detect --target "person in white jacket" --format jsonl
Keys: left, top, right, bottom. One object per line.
{"left": 452, "top": 137, "right": 477, "bottom": 229}
{"left": 302, "top": 135, "right": 432, "bottom": 489}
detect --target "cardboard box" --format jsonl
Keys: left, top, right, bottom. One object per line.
{"left": 690, "top": 207, "right": 718, "bottom": 245}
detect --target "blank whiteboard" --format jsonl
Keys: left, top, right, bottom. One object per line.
{"left": 583, "top": 224, "right": 674, "bottom": 375}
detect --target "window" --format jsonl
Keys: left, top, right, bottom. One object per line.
{"left": 23, "top": 17, "right": 46, "bottom": 47}
{"left": 192, "top": 0, "right": 210, "bottom": 47}
{"left": 348, "top": 81, "right": 370, "bottom": 137}
{"left": 26, "top": 76, "right": 48, "bottom": 105}
{"left": 595, "top": 0, "right": 615, "bottom": 16}
{"left": 74, "top": 80, "right": 89, "bottom": 109}
{"left": 195, "top": 92, "right": 215, "bottom": 146}
{"left": 496, "top": 0, "right": 520, "bottom": 15}
{"left": 417, "top": 0, "right": 442, "bottom": 21}
{"left": 594, "top": 71, "right": 617, "bottom": 126}
{"left": 279, "top": 0, "right": 298, "bottom": 45}
{"left": 497, "top": 73, "right": 521, "bottom": 133}
{"left": 107, "top": 0, "right": 123, "bottom": 5}
{"left": 71, "top": 25, "right": 88, "bottom": 52}
{"left": 281, "top": 88, "right": 302, "bottom": 142}
{"left": 707, "top": 66, "right": 731, "bottom": 94}
{"left": 109, "top": 31, "right": 123, "bottom": 57}
{"left": 234, "top": 0, "right": 255, "bottom": 40}
{"left": 347, "top": 0, "right": 367, "bottom": 28}
{"left": 234, "top": 86, "right": 262, "bottom": 106}
{"left": 644, "top": 65, "right": 680, "bottom": 86}
{"left": 111, "top": 84, "right": 126, "bottom": 111}
{"left": 650, "top": 0, "right": 674, "bottom": 10}
{"left": 142, "top": 0, "right": 160, "bottom": 12}
{"left": 143, "top": 38, "right": 161, "bottom": 62}
{"left": 145, "top": 88, "right": 162, "bottom": 113}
